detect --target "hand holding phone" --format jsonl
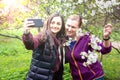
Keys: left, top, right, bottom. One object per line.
{"left": 26, "top": 18, "right": 43, "bottom": 27}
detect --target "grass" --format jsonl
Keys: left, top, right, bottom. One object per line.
{"left": 0, "top": 54, "right": 31, "bottom": 80}
{"left": 0, "top": 29, "right": 120, "bottom": 80}
{"left": 0, "top": 36, "right": 32, "bottom": 80}
{"left": 103, "top": 49, "right": 120, "bottom": 80}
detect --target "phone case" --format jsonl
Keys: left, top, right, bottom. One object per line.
{"left": 27, "top": 18, "right": 43, "bottom": 27}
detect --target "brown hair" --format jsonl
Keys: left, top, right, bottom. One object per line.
{"left": 40, "top": 13, "right": 66, "bottom": 47}
{"left": 67, "top": 14, "right": 82, "bottom": 27}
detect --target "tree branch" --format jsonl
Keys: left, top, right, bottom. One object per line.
{"left": 112, "top": 45, "right": 120, "bottom": 54}
{"left": 0, "top": 33, "right": 21, "bottom": 40}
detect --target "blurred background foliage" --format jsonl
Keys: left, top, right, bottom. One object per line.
{"left": 0, "top": 0, "right": 120, "bottom": 80}
{"left": 0, "top": 0, "right": 120, "bottom": 40}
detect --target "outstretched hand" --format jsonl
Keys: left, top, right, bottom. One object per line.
{"left": 103, "top": 23, "right": 112, "bottom": 38}
{"left": 23, "top": 20, "right": 35, "bottom": 34}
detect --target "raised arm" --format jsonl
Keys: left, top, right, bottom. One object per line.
{"left": 22, "top": 20, "right": 42, "bottom": 50}
{"left": 103, "top": 23, "right": 112, "bottom": 48}
{"left": 100, "top": 23, "right": 112, "bottom": 54}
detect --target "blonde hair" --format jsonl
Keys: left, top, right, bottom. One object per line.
{"left": 67, "top": 14, "right": 82, "bottom": 27}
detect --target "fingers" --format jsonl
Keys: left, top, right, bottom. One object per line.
{"left": 104, "top": 28, "right": 112, "bottom": 34}
{"left": 104, "top": 23, "right": 112, "bottom": 28}
{"left": 103, "top": 23, "right": 112, "bottom": 37}
{"left": 23, "top": 19, "right": 35, "bottom": 32}
{"left": 104, "top": 23, "right": 112, "bottom": 32}
{"left": 24, "top": 20, "right": 35, "bottom": 28}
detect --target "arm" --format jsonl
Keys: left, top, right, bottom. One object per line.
{"left": 22, "top": 31, "right": 42, "bottom": 50}
{"left": 22, "top": 32, "right": 34, "bottom": 50}
{"left": 103, "top": 23, "right": 112, "bottom": 48}
{"left": 22, "top": 20, "right": 42, "bottom": 50}
{"left": 99, "top": 42, "right": 112, "bottom": 54}
{"left": 100, "top": 23, "right": 113, "bottom": 54}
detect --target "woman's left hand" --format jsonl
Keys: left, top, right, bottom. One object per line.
{"left": 103, "top": 23, "right": 112, "bottom": 38}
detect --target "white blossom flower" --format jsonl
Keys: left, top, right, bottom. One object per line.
{"left": 76, "top": 28, "right": 84, "bottom": 37}
{"left": 86, "top": 60, "right": 92, "bottom": 65}
{"left": 83, "top": 62, "right": 87, "bottom": 67}
{"left": 88, "top": 51, "right": 98, "bottom": 63}
{"left": 69, "top": 37, "right": 72, "bottom": 41}
{"left": 90, "top": 35, "right": 102, "bottom": 50}
{"left": 95, "top": 36, "right": 101, "bottom": 42}
{"left": 64, "top": 29, "right": 103, "bottom": 67}
{"left": 91, "top": 10, "right": 95, "bottom": 16}
{"left": 80, "top": 52, "right": 87, "bottom": 59}
{"left": 63, "top": 37, "right": 75, "bottom": 46}
{"left": 82, "top": 19, "right": 88, "bottom": 25}
{"left": 63, "top": 41, "right": 70, "bottom": 46}
{"left": 78, "top": 0, "right": 83, "bottom": 4}
{"left": 81, "top": 52, "right": 87, "bottom": 56}
{"left": 91, "top": 44, "right": 99, "bottom": 50}
{"left": 97, "top": 46, "right": 102, "bottom": 51}
{"left": 82, "top": 50, "right": 98, "bottom": 67}
{"left": 81, "top": 56, "right": 86, "bottom": 59}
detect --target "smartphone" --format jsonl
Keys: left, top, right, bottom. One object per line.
{"left": 27, "top": 18, "right": 43, "bottom": 27}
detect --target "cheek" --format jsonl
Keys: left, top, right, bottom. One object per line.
{"left": 50, "top": 24, "right": 53, "bottom": 28}
{"left": 71, "top": 29, "right": 77, "bottom": 33}
{"left": 65, "top": 26, "right": 70, "bottom": 31}
{"left": 74, "top": 29, "right": 77, "bottom": 31}
{"left": 58, "top": 25, "right": 62, "bottom": 31}
{"left": 65, "top": 26, "right": 68, "bottom": 29}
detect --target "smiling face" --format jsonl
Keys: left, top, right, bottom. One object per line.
{"left": 65, "top": 19, "right": 79, "bottom": 38}
{"left": 50, "top": 16, "right": 62, "bottom": 35}
{"left": 65, "top": 14, "right": 82, "bottom": 38}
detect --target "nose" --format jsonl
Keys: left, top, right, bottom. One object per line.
{"left": 53, "top": 23, "right": 57, "bottom": 28}
{"left": 68, "top": 27, "right": 72, "bottom": 31}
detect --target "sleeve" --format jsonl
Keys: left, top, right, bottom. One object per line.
{"left": 22, "top": 32, "right": 42, "bottom": 50}
{"left": 98, "top": 42, "right": 112, "bottom": 54}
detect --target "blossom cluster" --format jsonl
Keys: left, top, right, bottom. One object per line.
{"left": 77, "top": 29, "right": 102, "bottom": 67}
{"left": 63, "top": 28, "right": 102, "bottom": 67}
{"left": 63, "top": 28, "right": 84, "bottom": 46}
{"left": 63, "top": 37, "right": 73, "bottom": 46}
{"left": 81, "top": 50, "right": 99, "bottom": 67}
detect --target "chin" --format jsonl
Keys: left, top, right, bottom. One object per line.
{"left": 67, "top": 34, "right": 72, "bottom": 37}
{"left": 52, "top": 32, "right": 58, "bottom": 34}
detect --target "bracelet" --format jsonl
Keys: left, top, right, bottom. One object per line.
{"left": 103, "top": 36, "right": 110, "bottom": 41}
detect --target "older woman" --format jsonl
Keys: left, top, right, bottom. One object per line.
{"left": 65, "top": 14, "right": 112, "bottom": 80}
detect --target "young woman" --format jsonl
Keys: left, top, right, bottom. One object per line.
{"left": 64, "top": 14, "right": 112, "bottom": 80}
{"left": 22, "top": 13, "right": 66, "bottom": 80}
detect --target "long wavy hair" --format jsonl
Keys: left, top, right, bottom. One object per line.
{"left": 40, "top": 13, "right": 66, "bottom": 48}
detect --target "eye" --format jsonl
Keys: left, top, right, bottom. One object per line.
{"left": 67, "top": 24, "right": 70, "bottom": 27}
{"left": 57, "top": 22, "right": 61, "bottom": 25}
{"left": 51, "top": 21, "right": 55, "bottom": 24}
{"left": 67, "top": 24, "right": 75, "bottom": 28}
{"left": 71, "top": 26, "right": 75, "bottom": 28}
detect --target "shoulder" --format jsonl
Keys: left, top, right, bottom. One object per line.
{"left": 82, "top": 32, "right": 91, "bottom": 40}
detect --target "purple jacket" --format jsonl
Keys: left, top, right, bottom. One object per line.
{"left": 66, "top": 34, "right": 112, "bottom": 80}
